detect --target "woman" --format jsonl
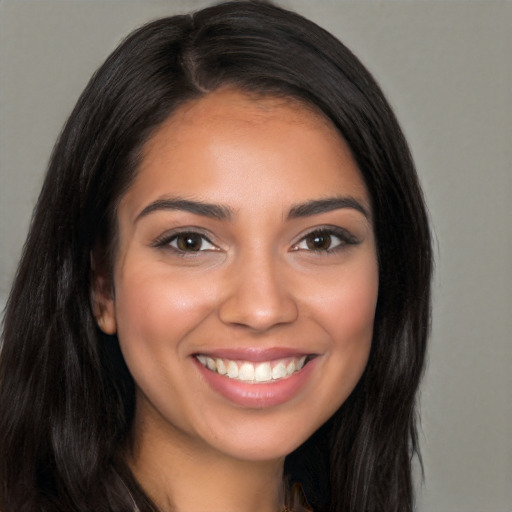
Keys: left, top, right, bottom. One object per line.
{"left": 0, "top": 1, "right": 432, "bottom": 511}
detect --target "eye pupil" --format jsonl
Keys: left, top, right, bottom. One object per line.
{"left": 306, "top": 232, "right": 332, "bottom": 250}
{"left": 177, "top": 233, "right": 203, "bottom": 251}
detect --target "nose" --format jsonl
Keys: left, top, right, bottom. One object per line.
{"left": 218, "top": 253, "right": 299, "bottom": 332}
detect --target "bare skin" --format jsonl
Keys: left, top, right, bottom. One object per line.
{"left": 94, "top": 88, "right": 378, "bottom": 512}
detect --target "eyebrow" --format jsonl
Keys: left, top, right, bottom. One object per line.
{"left": 287, "top": 196, "right": 369, "bottom": 219}
{"left": 135, "top": 195, "right": 369, "bottom": 224}
{"left": 135, "top": 197, "right": 233, "bottom": 222}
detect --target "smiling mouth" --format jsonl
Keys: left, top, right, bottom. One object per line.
{"left": 195, "top": 354, "right": 311, "bottom": 383}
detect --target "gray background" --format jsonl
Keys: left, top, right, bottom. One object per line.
{"left": 1, "top": 1, "right": 511, "bottom": 511}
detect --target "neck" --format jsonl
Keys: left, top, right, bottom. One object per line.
{"left": 128, "top": 406, "right": 285, "bottom": 512}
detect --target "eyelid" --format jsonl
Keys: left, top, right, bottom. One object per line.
{"left": 152, "top": 228, "right": 220, "bottom": 252}
{"left": 170, "top": 234, "right": 217, "bottom": 252}
{"left": 291, "top": 226, "right": 360, "bottom": 252}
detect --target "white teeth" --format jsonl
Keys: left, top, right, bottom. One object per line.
{"left": 216, "top": 358, "right": 227, "bottom": 375}
{"left": 271, "top": 362, "right": 287, "bottom": 380}
{"left": 286, "top": 360, "right": 296, "bottom": 374}
{"left": 197, "top": 354, "right": 309, "bottom": 382}
{"left": 239, "top": 363, "right": 255, "bottom": 381}
{"left": 255, "top": 362, "right": 272, "bottom": 382}
{"left": 227, "top": 360, "right": 239, "bottom": 378}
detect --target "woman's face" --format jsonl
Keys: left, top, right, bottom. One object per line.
{"left": 96, "top": 89, "right": 378, "bottom": 462}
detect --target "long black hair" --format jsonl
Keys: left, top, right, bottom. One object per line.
{"left": 0, "top": 2, "right": 432, "bottom": 511}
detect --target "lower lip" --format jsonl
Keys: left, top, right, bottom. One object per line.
{"left": 194, "top": 357, "right": 317, "bottom": 409}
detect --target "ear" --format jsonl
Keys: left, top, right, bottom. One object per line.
{"left": 90, "top": 251, "right": 117, "bottom": 335}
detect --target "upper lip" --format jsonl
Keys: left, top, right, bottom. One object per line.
{"left": 192, "top": 347, "right": 315, "bottom": 362}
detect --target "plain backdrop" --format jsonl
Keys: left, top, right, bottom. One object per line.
{"left": 1, "top": 1, "right": 511, "bottom": 511}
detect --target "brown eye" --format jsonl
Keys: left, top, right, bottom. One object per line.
{"left": 305, "top": 232, "right": 332, "bottom": 251}
{"left": 293, "top": 228, "right": 357, "bottom": 253}
{"left": 169, "top": 232, "right": 216, "bottom": 252}
{"left": 176, "top": 233, "right": 203, "bottom": 251}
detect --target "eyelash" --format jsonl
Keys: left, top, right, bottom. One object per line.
{"left": 152, "top": 230, "right": 218, "bottom": 256}
{"left": 152, "top": 227, "right": 359, "bottom": 256}
{"left": 292, "top": 227, "right": 359, "bottom": 254}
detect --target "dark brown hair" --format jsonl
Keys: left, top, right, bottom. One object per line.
{"left": 0, "top": 2, "right": 432, "bottom": 511}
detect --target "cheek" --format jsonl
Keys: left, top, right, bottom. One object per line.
{"left": 308, "top": 255, "right": 379, "bottom": 344}
{"left": 308, "top": 253, "right": 378, "bottom": 397}
{"left": 113, "top": 263, "right": 219, "bottom": 358}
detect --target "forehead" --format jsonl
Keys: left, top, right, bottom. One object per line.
{"left": 123, "top": 88, "right": 370, "bottom": 218}
{"left": 165, "top": 88, "right": 335, "bottom": 132}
